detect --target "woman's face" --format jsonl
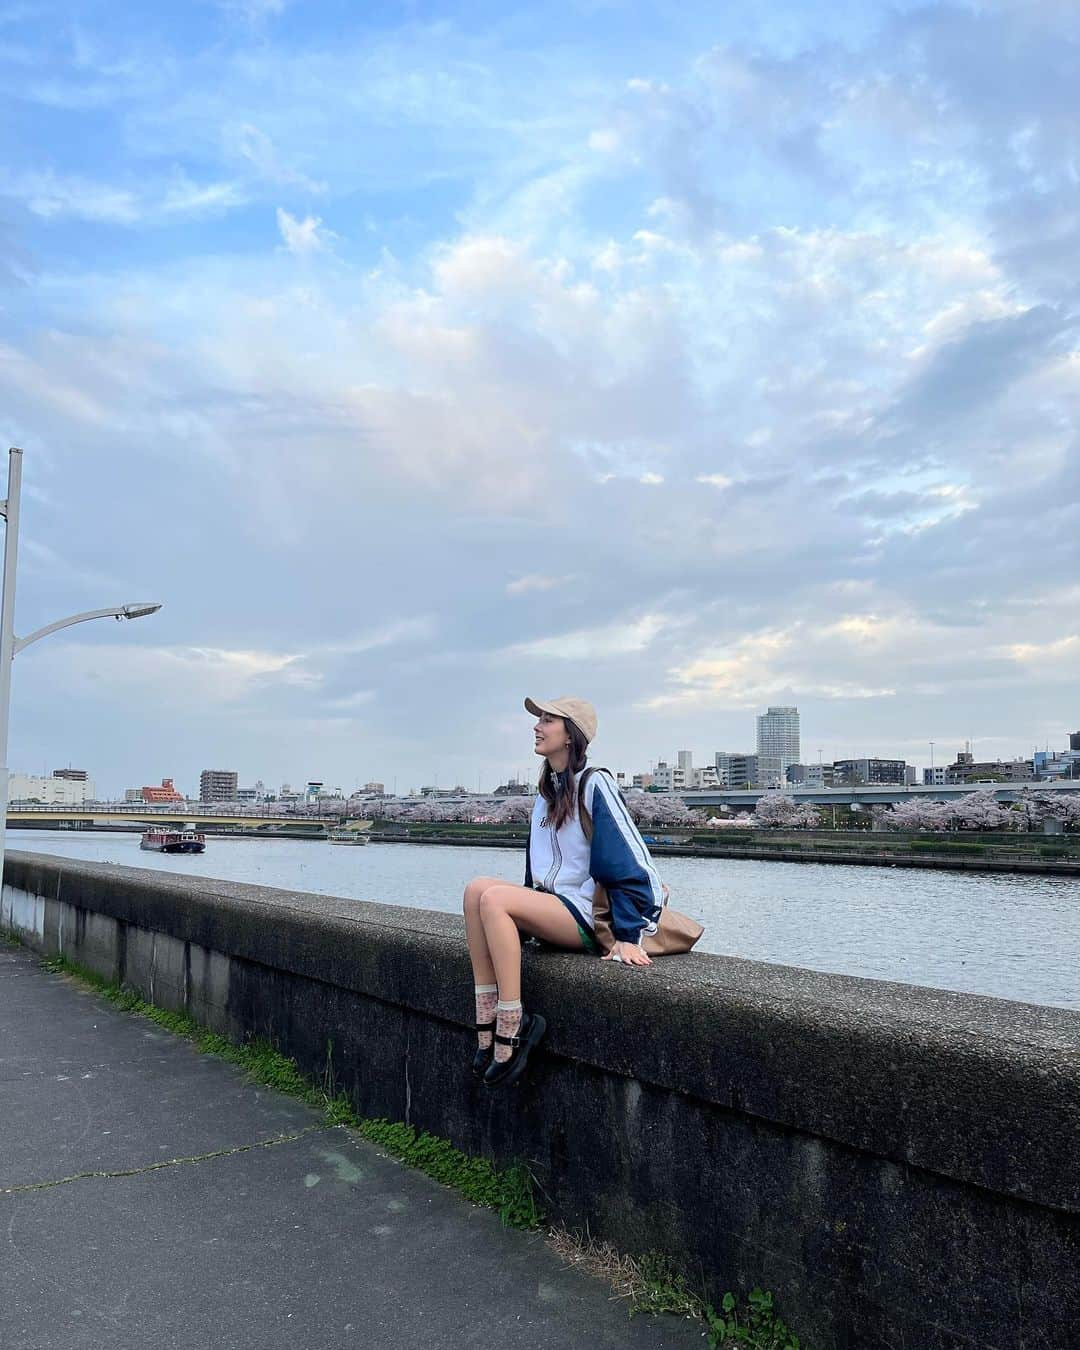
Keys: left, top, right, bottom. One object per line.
{"left": 533, "top": 711, "right": 569, "bottom": 758}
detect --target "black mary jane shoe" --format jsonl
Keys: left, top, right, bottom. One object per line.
{"left": 471, "top": 1021, "right": 496, "bottom": 1079}
{"left": 483, "top": 1012, "right": 547, "bottom": 1089}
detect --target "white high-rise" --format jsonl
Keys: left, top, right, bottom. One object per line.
{"left": 756, "top": 706, "right": 800, "bottom": 786}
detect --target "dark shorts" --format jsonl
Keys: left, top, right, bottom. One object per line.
{"left": 555, "top": 894, "right": 600, "bottom": 954}
{"left": 529, "top": 888, "right": 600, "bottom": 955}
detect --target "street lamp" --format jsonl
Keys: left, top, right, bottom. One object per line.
{"left": 0, "top": 447, "right": 162, "bottom": 877}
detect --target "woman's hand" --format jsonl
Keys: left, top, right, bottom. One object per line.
{"left": 602, "top": 940, "right": 652, "bottom": 967}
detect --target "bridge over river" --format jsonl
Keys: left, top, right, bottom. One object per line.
{"left": 5, "top": 803, "right": 370, "bottom": 832}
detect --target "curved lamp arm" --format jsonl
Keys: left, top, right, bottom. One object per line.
{"left": 13, "top": 603, "right": 162, "bottom": 656}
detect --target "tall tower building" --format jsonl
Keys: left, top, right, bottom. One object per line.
{"left": 756, "top": 706, "right": 800, "bottom": 786}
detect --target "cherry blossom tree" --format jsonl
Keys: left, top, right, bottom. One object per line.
{"left": 489, "top": 797, "right": 533, "bottom": 825}
{"left": 942, "top": 790, "right": 1014, "bottom": 831}
{"left": 624, "top": 793, "right": 699, "bottom": 828}
{"left": 1039, "top": 791, "right": 1080, "bottom": 831}
{"left": 1010, "top": 787, "right": 1046, "bottom": 832}
{"left": 753, "top": 795, "right": 800, "bottom": 828}
{"left": 878, "top": 798, "right": 951, "bottom": 832}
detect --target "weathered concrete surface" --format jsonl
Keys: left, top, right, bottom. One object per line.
{"left": 5, "top": 850, "right": 1080, "bottom": 1349}
{"left": 0, "top": 944, "right": 702, "bottom": 1350}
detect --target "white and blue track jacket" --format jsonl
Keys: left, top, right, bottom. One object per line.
{"left": 524, "top": 768, "right": 664, "bottom": 944}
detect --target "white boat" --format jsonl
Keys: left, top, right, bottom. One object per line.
{"left": 327, "top": 827, "right": 369, "bottom": 845}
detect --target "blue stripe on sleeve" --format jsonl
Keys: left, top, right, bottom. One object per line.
{"left": 587, "top": 774, "right": 663, "bottom": 943}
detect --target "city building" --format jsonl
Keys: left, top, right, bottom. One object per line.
{"left": 1033, "top": 749, "right": 1080, "bottom": 781}
{"left": 142, "top": 778, "right": 184, "bottom": 803}
{"left": 923, "top": 766, "right": 947, "bottom": 786}
{"left": 52, "top": 768, "right": 88, "bottom": 782}
{"left": 200, "top": 769, "right": 238, "bottom": 803}
{"left": 905, "top": 766, "right": 919, "bottom": 786}
{"left": 124, "top": 787, "right": 143, "bottom": 802}
{"left": 786, "top": 762, "right": 834, "bottom": 788}
{"left": 1071, "top": 732, "right": 1080, "bottom": 752}
{"left": 632, "top": 772, "right": 654, "bottom": 790}
{"left": 832, "top": 758, "right": 907, "bottom": 786}
{"left": 714, "top": 752, "right": 759, "bottom": 789}
{"left": 756, "top": 707, "right": 800, "bottom": 786}
{"left": 946, "top": 750, "right": 1033, "bottom": 783}
{"left": 9, "top": 772, "right": 94, "bottom": 805}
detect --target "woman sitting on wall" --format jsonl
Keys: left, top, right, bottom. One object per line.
{"left": 462, "top": 695, "right": 666, "bottom": 1089}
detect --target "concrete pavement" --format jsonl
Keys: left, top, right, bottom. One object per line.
{"left": 0, "top": 943, "right": 704, "bottom": 1350}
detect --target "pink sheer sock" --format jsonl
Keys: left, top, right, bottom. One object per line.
{"left": 493, "top": 1000, "right": 523, "bottom": 1064}
{"left": 475, "top": 985, "right": 498, "bottom": 1050}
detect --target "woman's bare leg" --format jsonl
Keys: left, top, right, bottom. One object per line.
{"left": 463, "top": 876, "right": 506, "bottom": 1053}
{"left": 463, "top": 875, "right": 503, "bottom": 986}
{"left": 478, "top": 883, "right": 584, "bottom": 1004}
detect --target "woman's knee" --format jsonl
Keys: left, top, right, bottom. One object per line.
{"left": 464, "top": 875, "right": 498, "bottom": 914}
{"left": 478, "top": 884, "right": 511, "bottom": 919}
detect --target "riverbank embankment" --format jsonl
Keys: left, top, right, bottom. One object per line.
{"left": 4, "top": 848, "right": 1078, "bottom": 1349}
{"left": 369, "top": 827, "right": 1080, "bottom": 875}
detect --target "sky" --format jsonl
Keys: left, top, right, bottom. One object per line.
{"left": 1, "top": 0, "right": 1078, "bottom": 797}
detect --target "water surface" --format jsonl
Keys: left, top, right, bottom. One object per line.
{"left": 11, "top": 829, "right": 1079, "bottom": 1011}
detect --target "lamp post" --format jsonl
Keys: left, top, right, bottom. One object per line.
{"left": 0, "top": 447, "right": 162, "bottom": 881}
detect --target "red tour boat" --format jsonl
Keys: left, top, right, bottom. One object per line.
{"left": 140, "top": 829, "right": 206, "bottom": 854}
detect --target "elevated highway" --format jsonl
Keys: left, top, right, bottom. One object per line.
{"left": 681, "top": 778, "right": 1079, "bottom": 810}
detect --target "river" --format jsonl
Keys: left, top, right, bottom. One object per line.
{"left": 9, "top": 829, "right": 1079, "bottom": 1011}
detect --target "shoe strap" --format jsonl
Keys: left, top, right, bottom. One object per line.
{"left": 494, "top": 1031, "right": 522, "bottom": 1047}
{"left": 475, "top": 1020, "right": 496, "bottom": 1032}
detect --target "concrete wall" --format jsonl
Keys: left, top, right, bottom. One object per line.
{"left": 3, "top": 849, "right": 1078, "bottom": 1350}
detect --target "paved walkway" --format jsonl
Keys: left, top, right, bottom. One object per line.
{"left": 1, "top": 944, "right": 704, "bottom": 1350}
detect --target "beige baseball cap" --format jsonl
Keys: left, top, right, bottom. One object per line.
{"left": 524, "top": 695, "right": 598, "bottom": 744}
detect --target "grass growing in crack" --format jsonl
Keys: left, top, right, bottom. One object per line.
{"left": 357, "top": 1119, "right": 541, "bottom": 1230}
{"left": 35, "top": 952, "right": 542, "bottom": 1232}
{"left": 548, "top": 1237, "right": 803, "bottom": 1349}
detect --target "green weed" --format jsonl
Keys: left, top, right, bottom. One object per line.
{"left": 626, "top": 1253, "right": 802, "bottom": 1349}
{"left": 705, "top": 1287, "right": 802, "bottom": 1348}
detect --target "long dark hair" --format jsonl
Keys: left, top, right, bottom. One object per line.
{"left": 538, "top": 719, "right": 589, "bottom": 831}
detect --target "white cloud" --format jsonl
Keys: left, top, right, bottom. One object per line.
{"left": 502, "top": 614, "right": 670, "bottom": 662}
{"left": 506, "top": 574, "right": 575, "bottom": 595}
{"left": 322, "top": 618, "right": 435, "bottom": 656}
{"left": 0, "top": 169, "right": 246, "bottom": 225}
{"left": 52, "top": 642, "right": 319, "bottom": 708}
{"left": 4, "top": 0, "right": 1080, "bottom": 788}
{"left": 276, "top": 207, "right": 336, "bottom": 255}
{"left": 588, "top": 129, "right": 620, "bottom": 153}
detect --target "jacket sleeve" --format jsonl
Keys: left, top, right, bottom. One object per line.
{"left": 586, "top": 773, "right": 664, "bottom": 943}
